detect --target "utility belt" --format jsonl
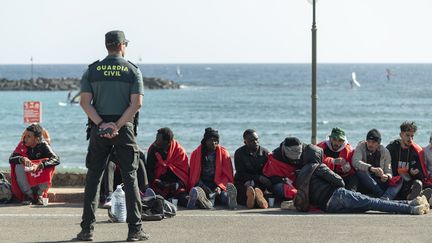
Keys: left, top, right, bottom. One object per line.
{"left": 86, "top": 112, "right": 139, "bottom": 140}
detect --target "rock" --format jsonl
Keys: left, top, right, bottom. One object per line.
{"left": 0, "top": 76, "right": 181, "bottom": 91}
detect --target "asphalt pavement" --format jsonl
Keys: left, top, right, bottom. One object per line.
{"left": 1, "top": 202, "right": 431, "bottom": 243}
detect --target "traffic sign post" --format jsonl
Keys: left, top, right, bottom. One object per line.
{"left": 24, "top": 101, "right": 42, "bottom": 123}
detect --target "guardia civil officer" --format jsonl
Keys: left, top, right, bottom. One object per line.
{"left": 77, "top": 30, "right": 149, "bottom": 241}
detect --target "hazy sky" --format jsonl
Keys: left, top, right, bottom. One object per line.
{"left": 1, "top": 0, "right": 431, "bottom": 64}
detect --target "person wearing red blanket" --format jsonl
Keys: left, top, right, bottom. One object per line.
{"left": 262, "top": 137, "right": 303, "bottom": 201}
{"left": 9, "top": 124, "right": 59, "bottom": 205}
{"left": 146, "top": 128, "right": 189, "bottom": 207}
{"left": 317, "top": 127, "right": 358, "bottom": 191}
{"left": 386, "top": 121, "right": 430, "bottom": 200}
{"left": 188, "top": 127, "right": 237, "bottom": 209}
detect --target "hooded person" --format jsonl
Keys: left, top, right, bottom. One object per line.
{"left": 146, "top": 127, "right": 189, "bottom": 207}
{"left": 262, "top": 137, "right": 305, "bottom": 201}
{"left": 317, "top": 127, "right": 358, "bottom": 191}
{"left": 188, "top": 127, "right": 237, "bottom": 209}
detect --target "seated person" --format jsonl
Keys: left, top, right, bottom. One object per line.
{"left": 294, "top": 140, "right": 429, "bottom": 215}
{"left": 101, "top": 147, "right": 148, "bottom": 208}
{"left": 9, "top": 124, "right": 60, "bottom": 205}
{"left": 353, "top": 129, "right": 402, "bottom": 200}
{"left": 146, "top": 128, "right": 189, "bottom": 207}
{"left": 188, "top": 127, "right": 237, "bottom": 209}
{"left": 234, "top": 129, "right": 270, "bottom": 209}
{"left": 423, "top": 134, "right": 432, "bottom": 185}
{"left": 317, "top": 127, "right": 358, "bottom": 191}
{"left": 387, "top": 121, "right": 429, "bottom": 200}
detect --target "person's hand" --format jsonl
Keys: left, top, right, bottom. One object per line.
{"left": 380, "top": 174, "right": 389, "bottom": 182}
{"left": 370, "top": 167, "right": 384, "bottom": 177}
{"left": 332, "top": 158, "right": 345, "bottom": 165}
{"left": 259, "top": 176, "right": 272, "bottom": 188}
{"left": 410, "top": 168, "right": 420, "bottom": 175}
{"left": 32, "top": 163, "right": 42, "bottom": 172}
{"left": 22, "top": 157, "right": 33, "bottom": 167}
{"left": 99, "top": 122, "right": 119, "bottom": 139}
{"left": 214, "top": 187, "right": 221, "bottom": 195}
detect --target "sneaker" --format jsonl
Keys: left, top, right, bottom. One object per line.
{"left": 254, "top": 188, "right": 268, "bottom": 209}
{"left": 246, "top": 186, "right": 256, "bottom": 209}
{"left": 420, "top": 188, "right": 432, "bottom": 201}
{"left": 103, "top": 194, "right": 112, "bottom": 209}
{"left": 280, "top": 200, "right": 296, "bottom": 210}
{"left": 227, "top": 183, "right": 237, "bottom": 210}
{"left": 127, "top": 229, "right": 150, "bottom": 242}
{"left": 77, "top": 229, "right": 94, "bottom": 241}
{"left": 187, "top": 187, "right": 199, "bottom": 209}
{"left": 407, "top": 180, "right": 423, "bottom": 200}
{"left": 33, "top": 196, "right": 43, "bottom": 205}
{"left": 409, "top": 196, "right": 428, "bottom": 207}
{"left": 196, "top": 187, "right": 213, "bottom": 209}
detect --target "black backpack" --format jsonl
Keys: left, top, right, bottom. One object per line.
{"left": 141, "top": 195, "right": 177, "bottom": 221}
{"left": 0, "top": 172, "right": 12, "bottom": 203}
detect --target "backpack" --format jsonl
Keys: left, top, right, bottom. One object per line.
{"left": 141, "top": 195, "right": 177, "bottom": 221}
{"left": 0, "top": 172, "right": 12, "bottom": 203}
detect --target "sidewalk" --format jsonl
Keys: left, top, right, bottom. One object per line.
{"left": 47, "top": 187, "right": 84, "bottom": 203}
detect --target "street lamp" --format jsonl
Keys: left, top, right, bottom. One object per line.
{"left": 307, "top": 0, "right": 318, "bottom": 144}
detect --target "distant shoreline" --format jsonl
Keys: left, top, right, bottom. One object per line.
{"left": 0, "top": 76, "right": 181, "bottom": 91}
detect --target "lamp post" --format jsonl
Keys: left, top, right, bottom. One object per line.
{"left": 308, "top": 0, "right": 318, "bottom": 144}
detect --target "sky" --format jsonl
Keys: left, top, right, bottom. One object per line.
{"left": 1, "top": 0, "right": 432, "bottom": 64}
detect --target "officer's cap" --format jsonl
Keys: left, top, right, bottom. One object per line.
{"left": 105, "top": 30, "right": 129, "bottom": 45}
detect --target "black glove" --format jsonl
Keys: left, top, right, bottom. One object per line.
{"left": 259, "top": 175, "right": 272, "bottom": 188}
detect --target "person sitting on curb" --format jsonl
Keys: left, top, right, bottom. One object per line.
{"left": 101, "top": 148, "right": 148, "bottom": 209}
{"left": 386, "top": 121, "right": 430, "bottom": 200}
{"left": 262, "top": 137, "right": 305, "bottom": 202}
{"left": 317, "top": 127, "right": 358, "bottom": 191}
{"left": 293, "top": 138, "right": 430, "bottom": 215}
{"left": 352, "top": 129, "right": 404, "bottom": 200}
{"left": 234, "top": 129, "right": 270, "bottom": 209}
{"left": 146, "top": 128, "right": 189, "bottom": 208}
{"left": 9, "top": 123, "right": 60, "bottom": 205}
{"left": 423, "top": 134, "right": 432, "bottom": 188}
{"left": 188, "top": 127, "right": 237, "bottom": 209}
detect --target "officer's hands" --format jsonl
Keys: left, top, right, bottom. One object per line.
{"left": 99, "top": 122, "right": 119, "bottom": 139}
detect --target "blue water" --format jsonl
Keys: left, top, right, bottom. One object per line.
{"left": 1, "top": 64, "right": 431, "bottom": 169}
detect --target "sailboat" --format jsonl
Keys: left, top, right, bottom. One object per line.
{"left": 176, "top": 66, "right": 182, "bottom": 77}
{"left": 350, "top": 72, "right": 361, "bottom": 88}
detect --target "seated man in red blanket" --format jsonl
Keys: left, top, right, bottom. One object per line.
{"left": 146, "top": 127, "right": 189, "bottom": 207}
{"left": 188, "top": 127, "right": 237, "bottom": 209}
{"left": 9, "top": 124, "right": 60, "bottom": 205}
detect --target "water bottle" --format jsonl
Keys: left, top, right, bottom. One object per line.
{"left": 111, "top": 185, "right": 126, "bottom": 223}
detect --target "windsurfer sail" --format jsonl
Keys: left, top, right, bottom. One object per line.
{"left": 350, "top": 72, "right": 361, "bottom": 88}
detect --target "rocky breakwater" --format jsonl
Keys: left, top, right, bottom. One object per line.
{"left": 0, "top": 76, "right": 180, "bottom": 90}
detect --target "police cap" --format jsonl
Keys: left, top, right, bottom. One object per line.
{"left": 105, "top": 30, "right": 129, "bottom": 45}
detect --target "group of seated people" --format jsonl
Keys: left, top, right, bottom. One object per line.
{"left": 99, "top": 120, "right": 432, "bottom": 215}
{"left": 8, "top": 121, "right": 432, "bottom": 214}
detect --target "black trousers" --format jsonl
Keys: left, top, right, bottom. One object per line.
{"left": 80, "top": 122, "right": 142, "bottom": 233}
{"left": 101, "top": 149, "right": 148, "bottom": 199}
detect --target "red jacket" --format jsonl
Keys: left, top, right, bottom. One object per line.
{"left": 317, "top": 141, "right": 355, "bottom": 177}
{"left": 188, "top": 145, "right": 233, "bottom": 191}
{"left": 262, "top": 153, "right": 297, "bottom": 199}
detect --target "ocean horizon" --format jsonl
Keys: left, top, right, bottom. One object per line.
{"left": 1, "top": 63, "right": 431, "bottom": 169}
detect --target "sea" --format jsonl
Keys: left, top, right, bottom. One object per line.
{"left": 0, "top": 63, "right": 431, "bottom": 170}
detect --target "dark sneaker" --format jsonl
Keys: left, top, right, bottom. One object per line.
{"left": 187, "top": 187, "right": 198, "bottom": 209}
{"left": 420, "top": 188, "right": 432, "bottom": 201}
{"left": 227, "top": 183, "right": 237, "bottom": 210}
{"left": 196, "top": 187, "right": 213, "bottom": 209}
{"left": 127, "top": 229, "right": 150, "bottom": 242}
{"left": 246, "top": 186, "right": 256, "bottom": 209}
{"left": 77, "top": 230, "right": 94, "bottom": 241}
{"left": 254, "top": 188, "right": 268, "bottom": 209}
{"left": 33, "top": 196, "right": 44, "bottom": 205}
{"left": 103, "top": 194, "right": 112, "bottom": 209}
{"left": 407, "top": 180, "right": 423, "bottom": 200}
